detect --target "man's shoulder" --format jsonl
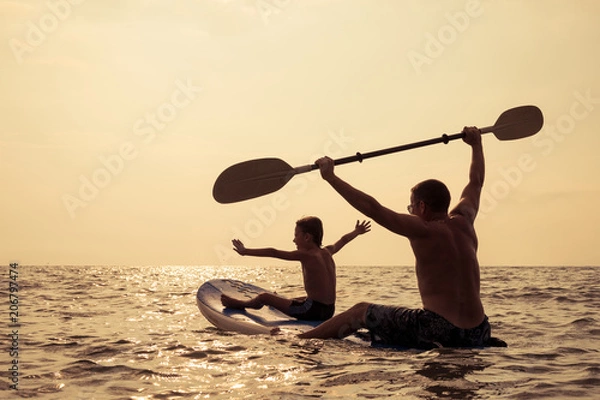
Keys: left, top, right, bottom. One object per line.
{"left": 447, "top": 212, "right": 474, "bottom": 227}
{"left": 449, "top": 201, "right": 478, "bottom": 224}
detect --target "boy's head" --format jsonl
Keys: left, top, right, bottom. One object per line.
{"left": 295, "top": 216, "right": 323, "bottom": 247}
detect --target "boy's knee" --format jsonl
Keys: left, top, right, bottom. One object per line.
{"left": 257, "top": 292, "right": 267, "bottom": 300}
{"left": 254, "top": 292, "right": 270, "bottom": 306}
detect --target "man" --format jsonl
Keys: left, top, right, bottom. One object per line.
{"left": 222, "top": 217, "right": 371, "bottom": 321}
{"left": 299, "top": 127, "right": 495, "bottom": 348}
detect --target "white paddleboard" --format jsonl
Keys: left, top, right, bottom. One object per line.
{"left": 196, "top": 279, "right": 323, "bottom": 335}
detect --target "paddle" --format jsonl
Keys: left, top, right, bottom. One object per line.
{"left": 213, "top": 105, "right": 543, "bottom": 204}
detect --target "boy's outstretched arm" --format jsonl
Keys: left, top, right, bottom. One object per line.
{"left": 325, "top": 220, "right": 371, "bottom": 255}
{"left": 232, "top": 239, "right": 303, "bottom": 261}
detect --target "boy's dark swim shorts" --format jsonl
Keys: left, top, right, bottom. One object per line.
{"left": 365, "top": 304, "right": 491, "bottom": 349}
{"left": 288, "top": 298, "right": 335, "bottom": 321}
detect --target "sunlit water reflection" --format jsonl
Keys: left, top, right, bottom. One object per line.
{"left": 4, "top": 265, "right": 599, "bottom": 399}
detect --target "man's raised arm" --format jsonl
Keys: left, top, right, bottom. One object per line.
{"left": 315, "top": 157, "right": 427, "bottom": 238}
{"left": 451, "top": 126, "right": 485, "bottom": 222}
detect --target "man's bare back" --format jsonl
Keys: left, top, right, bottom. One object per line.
{"left": 410, "top": 215, "right": 484, "bottom": 329}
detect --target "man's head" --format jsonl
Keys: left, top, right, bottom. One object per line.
{"left": 295, "top": 216, "right": 323, "bottom": 247}
{"left": 410, "top": 179, "right": 451, "bottom": 214}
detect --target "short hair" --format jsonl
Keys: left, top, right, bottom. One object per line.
{"left": 296, "top": 216, "right": 323, "bottom": 247}
{"left": 411, "top": 179, "right": 451, "bottom": 213}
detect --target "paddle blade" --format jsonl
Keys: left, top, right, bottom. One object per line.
{"left": 487, "top": 105, "right": 544, "bottom": 140}
{"left": 212, "top": 158, "right": 296, "bottom": 204}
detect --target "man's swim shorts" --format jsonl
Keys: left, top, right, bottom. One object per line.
{"left": 365, "top": 304, "right": 491, "bottom": 349}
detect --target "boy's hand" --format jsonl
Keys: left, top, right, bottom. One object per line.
{"left": 355, "top": 220, "right": 371, "bottom": 234}
{"left": 232, "top": 239, "right": 247, "bottom": 255}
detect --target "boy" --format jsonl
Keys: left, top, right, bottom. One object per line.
{"left": 221, "top": 217, "right": 371, "bottom": 321}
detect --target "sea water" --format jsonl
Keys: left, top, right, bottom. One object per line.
{"left": 2, "top": 265, "right": 599, "bottom": 399}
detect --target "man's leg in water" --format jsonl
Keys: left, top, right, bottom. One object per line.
{"left": 298, "top": 302, "right": 370, "bottom": 339}
{"left": 221, "top": 292, "right": 293, "bottom": 314}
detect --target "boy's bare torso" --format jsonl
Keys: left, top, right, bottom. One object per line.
{"left": 300, "top": 248, "right": 336, "bottom": 305}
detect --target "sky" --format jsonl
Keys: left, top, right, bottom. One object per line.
{"left": 2, "top": 0, "right": 600, "bottom": 267}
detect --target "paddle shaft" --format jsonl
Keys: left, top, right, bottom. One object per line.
{"left": 298, "top": 126, "right": 495, "bottom": 173}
